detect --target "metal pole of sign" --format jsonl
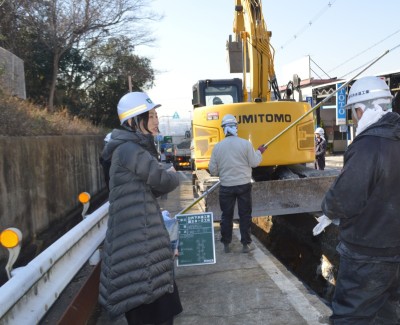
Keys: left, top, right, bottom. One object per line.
{"left": 179, "top": 49, "right": 390, "bottom": 215}
{"left": 177, "top": 181, "right": 221, "bottom": 215}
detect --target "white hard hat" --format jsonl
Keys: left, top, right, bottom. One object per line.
{"left": 221, "top": 114, "right": 237, "bottom": 127}
{"left": 345, "top": 76, "right": 392, "bottom": 109}
{"left": 315, "top": 127, "right": 324, "bottom": 135}
{"left": 117, "top": 92, "right": 161, "bottom": 125}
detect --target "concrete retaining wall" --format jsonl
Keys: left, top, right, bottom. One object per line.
{"left": 0, "top": 135, "right": 105, "bottom": 265}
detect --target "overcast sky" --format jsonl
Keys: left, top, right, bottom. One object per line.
{"left": 136, "top": 0, "right": 400, "bottom": 134}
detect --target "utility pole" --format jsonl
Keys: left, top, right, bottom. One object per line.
{"left": 128, "top": 76, "right": 132, "bottom": 92}
{"left": 159, "top": 115, "right": 172, "bottom": 135}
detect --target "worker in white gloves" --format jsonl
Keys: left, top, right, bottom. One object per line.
{"left": 314, "top": 76, "right": 400, "bottom": 324}
{"left": 209, "top": 114, "right": 266, "bottom": 254}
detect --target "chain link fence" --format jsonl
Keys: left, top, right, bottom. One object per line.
{"left": 0, "top": 47, "right": 26, "bottom": 99}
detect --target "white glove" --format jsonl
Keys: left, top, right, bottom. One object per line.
{"left": 312, "top": 215, "right": 339, "bottom": 236}
{"left": 162, "top": 210, "right": 171, "bottom": 219}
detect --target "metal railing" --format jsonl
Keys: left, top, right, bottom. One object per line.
{"left": 0, "top": 202, "right": 109, "bottom": 324}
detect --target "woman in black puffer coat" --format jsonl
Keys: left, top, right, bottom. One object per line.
{"left": 99, "top": 92, "right": 182, "bottom": 325}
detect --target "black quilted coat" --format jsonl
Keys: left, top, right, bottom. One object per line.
{"left": 322, "top": 112, "right": 400, "bottom": 257}
{"left": 99, "top": 128, "right": 179, "bottom": 319}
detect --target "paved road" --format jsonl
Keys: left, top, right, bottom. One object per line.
{"left": 325, "top": 154, "right": 343, "bottom": 168}
{"left": 96, "top": 170, "right": 332, "bottom": 325}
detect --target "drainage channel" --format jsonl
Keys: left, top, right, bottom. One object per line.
{"left": 251, "top": 214, "right": 340, "bottom": 305}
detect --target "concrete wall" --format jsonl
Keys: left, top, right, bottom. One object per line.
{"left": 0, "top": 135, "right": 105, "bottom": 264}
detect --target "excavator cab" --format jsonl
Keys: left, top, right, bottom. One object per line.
{"left": 192, "top": 79, "right": 243, "bottom": 108}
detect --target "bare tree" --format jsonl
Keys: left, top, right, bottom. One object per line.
{"left": 20, "top": 0, "right": 159, "bottom": 111}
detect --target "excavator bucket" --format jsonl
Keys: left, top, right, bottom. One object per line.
{"left": 204, "top": 167, "right": 340, "bottom": 220}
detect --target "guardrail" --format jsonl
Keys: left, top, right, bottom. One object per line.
{"left": 0, "top": 202, "right": 109, "bottom": 324}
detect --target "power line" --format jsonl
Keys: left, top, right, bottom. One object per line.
{"left": 329, "top": 28, "right": 400, "bottom": 74}
{"left": 278, "top": 0, "right": 339, "bottom": 51}
{"left": 339, "top": 44, "right": 400, "bottom": 79}
{"left": 310, "top": 57, "right": 331, "bottom": 79}
{"left": 389, "top": 43, "right": 400, "bottom": 52}
{"left": 310, "top": 67, "right": 323, "bottom": 80}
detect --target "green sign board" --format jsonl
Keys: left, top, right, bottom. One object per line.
{"left": 163, "top": 136, "right": 172, "bottom": 143}
{"left": 176, "top": 212, "right": 216, "bottom": 267}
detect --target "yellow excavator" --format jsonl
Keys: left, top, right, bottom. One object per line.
{"left": 189, "top": 0, "right": 340, "bottom": 218}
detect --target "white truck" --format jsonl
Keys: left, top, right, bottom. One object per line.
{"left": 172, "top": 139, "right": 191, "bottom": 170}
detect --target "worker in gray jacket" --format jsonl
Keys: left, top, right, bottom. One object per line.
{"left": 209, "top": 114, "right": 266, "bottom": 253}
{"left": 99, "top": 92, "right": 182, "bottom": 324}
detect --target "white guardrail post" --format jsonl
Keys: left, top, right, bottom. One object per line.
{"left": 0, "top": 202, "right": 109, "bottom": 324}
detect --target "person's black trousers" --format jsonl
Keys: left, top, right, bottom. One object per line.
{"left": 331, "top": 254, "right": 400, "bottom": 324}
{"left": 219, "top": 183, "right": 252, "bottom": 245}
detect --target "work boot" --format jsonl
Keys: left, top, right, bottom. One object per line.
{"left": 242, "top": 244, "right": 254, "bottom": 253}
{"left": 224, "top": 243, "right": 230, "bottom": 253}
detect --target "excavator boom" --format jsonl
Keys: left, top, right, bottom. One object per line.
{"left": 233, "top": 0, "right": 278, "bottom": 102}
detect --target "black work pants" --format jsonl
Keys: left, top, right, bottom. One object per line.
{"left": 315, "top": 155, "right": 325, "bottom": 170}
{"left": 331, "top": 255, "right": 400, "bottom": 324}
{"left": 219, "top": 183, "right": 252, "bottom": 245}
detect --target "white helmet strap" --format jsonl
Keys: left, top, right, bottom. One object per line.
{"left": 352, "top": 98, "right": 392, "bottom": 115}
{"left": 372, "top": 98, "right": 392, "bottom": 111}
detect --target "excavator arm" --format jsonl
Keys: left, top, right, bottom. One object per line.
{"left": 232, "top": 0, "right": 280, "bottom": 102}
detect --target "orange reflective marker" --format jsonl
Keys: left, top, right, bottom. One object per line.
{"left": 0, "top": 229, "right": 20, "bottom": 248}
{"left": 78, "top": 192, "right": 91, "bottom": 204}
